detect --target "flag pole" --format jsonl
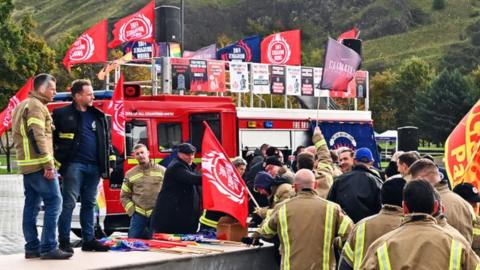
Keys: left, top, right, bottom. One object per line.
{"left": 246, "top": 185, "right": 260, "bottom": 209}
{"left": 316, "top": 95, "right": 321, "bottom": 127}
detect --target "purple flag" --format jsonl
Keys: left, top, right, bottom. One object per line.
{"left": 183, "top": 44, "right": 217, "bottom": 60}
{"left": 321, "top": 37, "right": 361, "bottom": 92}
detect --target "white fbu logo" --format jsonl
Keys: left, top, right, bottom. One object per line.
{"left": 202, "top": 151, "right": 246, "bottom": 204}
{"left": 119, "top": 14, "right": 153, "bottom": 42}
{"left": 267, "top": 33, "right": 292, "bottom": 64}
{"left": 69, "top": 34, "right": 95, "bottom": 62}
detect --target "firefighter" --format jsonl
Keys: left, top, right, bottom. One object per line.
{"left": 453, "top": 182, "right": 480, "bottom": 256}
{"left": 259, "top": 169, "right": 352, "bottom": 269}
{"left": 339, "top": 177, "right": 406, "bottom": 270}
{"left": 53, "top": 79, "right": 112, "bottom": 253}
{"left": 360, "top": 180, "right": 480, "bottom": 269}
{"left": 120, "top": 144, "right": 165, "bottom": 239}
{"left": 432, "top": 189, "right": 470, "bottom": 246}
{"left": 311, "top": 126, "right": 335, "bottom": 198}
{"left": 12, "top": 74, "right": 72, "bottom": 260}
{"left": 253, "top": 169, "right": 295, "bottom": 222}
{"left": 409, "top": 159, "right": 476, "bottom": 244}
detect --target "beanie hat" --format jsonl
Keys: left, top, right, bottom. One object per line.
{"left": 254, "top": 171, "right": 274, "bottom": 193}
{"left": 381, "top": 177, "right": 407, "bottom": 207}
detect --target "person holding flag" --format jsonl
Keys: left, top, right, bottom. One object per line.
{"left": 200, "top": 123, "right": 249, "bottom": 229}
{"left": 52, "top": 79, "right": 113, "bottom": 253}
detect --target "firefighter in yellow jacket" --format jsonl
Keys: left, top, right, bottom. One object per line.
{"left": 360, "top": 180, "right": 480, "bottom": 270}
{"left": 260, "top": 169, "right": 353, "bottom": 270}
{"left": 312, "top": 126, "right": 335, "bottom": 198}
{"left": 410, "top": 159, "right": 476, "bottom": 244}
{"left": 339, "top": 177, "right": 406, "bottom": 270}
{"left": 12, "top": 74, "right": 72, "bottom": 259}
{"left": 120, "top": 144, "right": 165, "bottom": 239}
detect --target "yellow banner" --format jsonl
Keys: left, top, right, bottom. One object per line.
{"left": 445, "top": 100, "right": 480, "bottom": 187}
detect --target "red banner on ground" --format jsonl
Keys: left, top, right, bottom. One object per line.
{"left": 63, "top": 20, "right": 108, "bottom": 71}
{"left": 201, "top": 122, "right": 248, "bottom": 227}
{"left": 108, "top": 1, "right": 155, "bottom": 48}
{"left": 445, "top": 100, "right": 480, "bottom": 188}
{"left": 0, "top": 78, "right": 33, "bottom": 137}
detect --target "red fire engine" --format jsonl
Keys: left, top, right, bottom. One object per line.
{"left": 50, "top": 86, "right": 375, "bottom": 236}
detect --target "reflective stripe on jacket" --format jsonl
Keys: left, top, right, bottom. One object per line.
{"left": 12, "top": 93, "right": 54, "bottom": 174}
{"left": 314, "top": 132, "right": 334, "bottom": 199}
{"left": 360, "top": 214, "right": 480, "bottom": 270}
{"left": 341, "top": 204, "right": 404, "bottom": 269}
{"left": 120, "top": 161, "right": 165, "bottom": 217}
{"left": 261, "top": 190, "right": 353, "bottom": 270}
{"left": 436, "top": 182, "right": 476, "bottom": 244}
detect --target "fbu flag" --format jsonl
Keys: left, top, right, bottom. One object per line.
{"left": 216, "top": 35, "right": 261, "bottom": 63}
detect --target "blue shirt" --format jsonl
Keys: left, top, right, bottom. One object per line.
{"left": 72, "top": 110, "right": 98, "bottom": 164}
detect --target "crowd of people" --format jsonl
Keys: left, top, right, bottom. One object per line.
{"left": 11, "top": 73, "right": 480, "bottom": 269}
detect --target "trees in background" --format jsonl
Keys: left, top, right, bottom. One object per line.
{"left": 416, "top": 69, "right": 473, "bottom": 144}
{"left": 0, "top": 0, "right": 56, "bottom": 109}
{"left": 370, "top": 57, "right": 478, "bottom": 144}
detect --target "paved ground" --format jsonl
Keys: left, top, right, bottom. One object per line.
{"left": 0, "top": 174, "right": 26, "bottom": 255}
{"left": 0, "top": 174, "right": 80, "bottom": 255}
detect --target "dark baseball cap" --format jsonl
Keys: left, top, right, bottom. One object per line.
{"left": 178, "top": 143, "right": 196, "bottom": 154}
{"left": 254, "top": 171, "right": 274, "bottom": 192}
{"left": 264, "top": 156, "right": 282, "bottom": 168}
{"left": 453, "top": 183, "right": 480, "bottom": 203}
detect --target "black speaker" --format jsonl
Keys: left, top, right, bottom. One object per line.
{"left": 397, "top": 126, "right": 418, "bottom": 151}
{"left": 155, "top": 6, "right": 181, "bottom": 43}
{"left": 342, "top": 38, "right": 362, "bottom": 56}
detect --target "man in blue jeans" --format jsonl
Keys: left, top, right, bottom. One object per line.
{"left": 12, "top": 74, "right": 72, "bottom": 259}
{"left": 53, "top": 79, "right": 113, "bottom": 253}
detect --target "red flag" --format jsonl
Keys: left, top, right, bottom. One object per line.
{"left": 108, "top": 1, "right": 155, "bottom": 48}
{"left": 337, "top": 27, "right": 359, "bottom": 43}
{"left": 63, "top": 20, "right": 108, "bottom": 71}
{"left": 105, "top": 75, "right": 125, "bottom": 154}
{"left": 261, "top": 30, "right": 301, "bottom": 66}
{"left": 0, "top": 78, "right": 33, "bottom": 137}
{"left": 201, "top": 123, "right": 249, "bottom": 227}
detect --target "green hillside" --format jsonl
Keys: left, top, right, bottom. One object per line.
{"left": 11, "top": 0, "right": 480, "bottom": 73}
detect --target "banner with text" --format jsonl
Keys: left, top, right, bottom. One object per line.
{"left": 270, "top": 65, "right": 286, "bottom": 95}
{"left": 229, "top": 62, "right": 249, "bottom": 93}
{"left": 286, "top": 66, "right": 302, "bottom": 96}
{"left": 251, "top": 63, "right": 270, "bottom": 94}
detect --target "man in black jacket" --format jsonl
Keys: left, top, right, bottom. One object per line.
{"left": 327, "top": 147, "right": 382, "bottom": 223}
{"left": 53, "top": 79, "right": 112, "bottom": 253}
{"left": 150, "top": 143, "right": 202, "bottom": 234}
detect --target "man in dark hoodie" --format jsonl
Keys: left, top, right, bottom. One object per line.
{"left": 327, "top": 148, "right": 383, "bottom": 223}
